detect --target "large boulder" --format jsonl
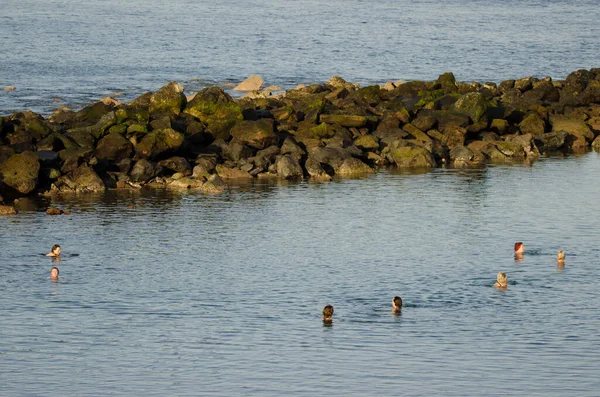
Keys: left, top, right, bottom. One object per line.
{"left": 0, "top": 151, "right": 40, "bottom": 195}
{"left": 234, "top": 74, "right": 264, "bottom": 91}
{"left": 387, "top": 142, "right": 435, "bottom": 168}
{"left": 452, "top": 92, "right": 490, "bottom": 123}
{"left": 149, "top": 81, "right": 186, "bottom": 118}
{"left": 129, "top": 159, "right": 156, "bottom": 183}
{"left": 335, "top": 158, "right": 375, "bottom": 176}
{"left": 304, "top": 156, "right": 332, "bottom": 180}
{"left": 534, "top": 131, "right": 568, "bottom": 152}
{"left": 229, "top": 119, "right": 277, "bottom": 149}
{"left": 135, "top": 128, "right": 184, "bottom": 159}
{"left": 53, "top": 164, "right": 105, "bottom": 193}
{"left": 519, "top": 113, "right": 546, "bottom": 136}
{"left": 183, "top": 87, "right": 243, "bottom": 141}
{"left": 308, "top": 147, "right": 351, "bottom": 171}
{"left": 95, "top": 132, "right": 134, "bottom": 162}
{"left": 0, "top": 205, "right": 17, "bottom": 215}
{"left": 549, "top": 115, "right": 594, "bottom": 141}
{"left": 275, "top": 154, "right": 303, "bottom": 179}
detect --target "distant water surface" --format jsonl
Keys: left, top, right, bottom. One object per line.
{"left": 1, "top": 0, "right": 599, "bottom": 114}
{"left": 1, "top": 152, "right": 600, "bottom": 396}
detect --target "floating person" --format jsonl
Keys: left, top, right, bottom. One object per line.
{"left": 557, "top": 250, "right": 565, "bottom": 262}
{"left": 46, "top": 244, "right": 61, "bottom": 257}
{"left": 392, "top": 296, "right": 403, "bottom": 313}
{"left": 494, "top": 272, "right": 508, "bottom": 289}
{"left": 322, "top": 305, "right": 334, "bottom": 323}
{"left": 514, "top": 242, "right": 524, "bottom": 260}
{"left": 49, "top": 266, "right": 59, "bottom": 281}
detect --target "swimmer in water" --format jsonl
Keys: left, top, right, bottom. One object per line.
{"left": 494, "top": 272, "right": 508, "bottom": 289}
{"left": 322, "top": 305, "right": 334, "bottom": 323}
{"left": 46, "top": 244, "right": 61, "bottom": 257}
{"left": 392, "top": 296, "right": 403, "bottom": 313}
{"left": 514, "top": 242, "right": 524, "bottom": 260}
{"left": 50, "top": 266, "right": 59, "bottom": 281}
{"left": 557, "top": 249, "right": 565, "bottom": 266}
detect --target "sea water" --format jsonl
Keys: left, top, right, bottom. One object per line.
{"left": 1, "top": 0, "right": 599, "bottom": 115}
{"left": 1, "top": 152, "right": 600, "bottom": 396}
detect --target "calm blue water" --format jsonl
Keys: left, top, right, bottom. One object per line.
{"left": 1, "top": 152, "right": 600, "bottom": 396}
{"left": 1, "top": 0, "right": 599, "bottom": 115}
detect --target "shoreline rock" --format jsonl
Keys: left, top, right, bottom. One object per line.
{"left": 1, "top": 69, "right": 600, "bottom": 203}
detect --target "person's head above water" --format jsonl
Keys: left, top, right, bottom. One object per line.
{"left": 514, "top": 242, "right": 524, "bottom": 254}
{"left": 322, "top": 305, "right": 334, "bottom": 321}
{"left": 557, "top": 250, "right": 565, "bottom": 261}
{"left": 50, "top": 266, "right": 59, "bottom": 280}
{"left": 46, "top": 244, "right": 61, "bottom": 257}
{"left": 495, "top": 272, "right": 508, "bottom": 288}
{"left": 392, "top": 296, "right": 403, "bottom": 312}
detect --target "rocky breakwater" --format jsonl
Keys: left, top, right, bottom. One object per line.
{"left": 1, "top": 69, "right": 600, "bottom": 211}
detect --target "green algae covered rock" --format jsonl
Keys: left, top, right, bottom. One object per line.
{"left": 0, "top": 151, "right": 40, "bottom": 195}
{"left": 452, "top": 92, "right": 491, "bottom": 123}
{"left": 387, "top": 142, "right": 435, "bottom": 168}
{"left": 95, "top": 131, "right": 134, "bottom": 162}
{"left": 135, "top": 128, "right": 184, "bottom": 160}
{"left": 229, "top": 119, "right": 277, "bottom": 149}
{"left": 519, "top": 113, "right": 546, "bottom": 137}
{"left": 149, "top": 81, "right": 186, "bottom": 118}
{"left": 184, "top": 87, "right": 243, "bottom": 141}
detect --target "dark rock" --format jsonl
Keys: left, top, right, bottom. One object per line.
{"left": 335, "top": 157, "right": 375, "bottom": 176}
{"left": 53, "top": 164, "right": 105, "bottom": 192}
{"left": 59, "top": 147, "right": 93, "bottom": 174}
{"left": 157, "top": 156, "right": 191, "bottom": 174}
{"left": 534, "top": 131, "right": 569, "bottom": 152}
{"left": 229, "top": 119, "right": 277, "bottom": 149}
{"left": 305, "top": 156, "right": 332, "bottom": 180}
{"left": 45, "top": 207, "right": 64, "bottom": 215}
{"left": 0, "top": 146, "right": 16, "bottom": 164}
{"left": 275, "top": 154, "right": 303, "bottom": 179}
{"left": 519, "top": 113, "right": 546, "bottom": 137}
{"left": 130, "top": 159, "right": 156, "bottom": 183}
{"left": 135, "top": 128, "right": 184, "bottom": 159}
{"left": 0, "top": 151, "right": 40, "bottom": 195}
{"left": 95, "top": 132, "right": 134, "bottom": 162}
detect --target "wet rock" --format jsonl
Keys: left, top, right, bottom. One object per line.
{"left": 229, "top": 119, "right": 277, "bottom": 149}
{"left": 534, "top": 131, "right": 569, "bottom": 152}
{"left": 280, "top": 137, "right": 306, "bottom": 161}
{"left": 135, "top": 128, "right": 184, "bottom": 159}
{"left": 0, "top": 151, "right": 40, "bottom": 195}
{"left": 157, "top": 156, "right": 191, "bottom": 175}
{"left": 275, "top": 154, "right": 303, "bottom": 179}
{"left": 506, "top": 133, "right": 540, "bottom": 158}
{"left": 45, "top": 207, "right": 64, "bottom": 215}
{"left": 202, "top": 174, "right": 226, "bottom": 193}
{"left": 53, "top": 164, "right": 105, "bottom": 193}
{"left": 308, "top": 146, "right": 351, "bottom": 171}
{"left": 305, "top": 156, "right": 332, "bottom": 180}
{"left": 549, "top": 115, "right": 594, "bottom": 141}
{"left": 234, "top": 74, "right": 264, "bottom": 91}
{"left": 387, "top": 141, "right": 435, "bottom": 168}
{"left": 149, "top": 81, "right": 186, "bottom": 118}
{"left": 335, "top": 158, "right": 375, "bottom": 176}
{"left": 0, "top": 205, "right": 17, "bottom": 215}
{"left": 215, "top": 164, "right": 253, "bottom": 180}
{"left": 130, "top": 159, "right": 156, "bottom": 183}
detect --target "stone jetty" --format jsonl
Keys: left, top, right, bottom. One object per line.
{"left": 1, "top": 69, "right": 600, "bottom": 210}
